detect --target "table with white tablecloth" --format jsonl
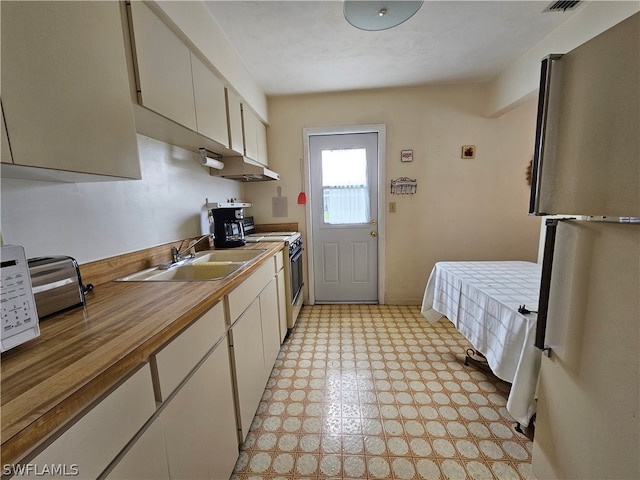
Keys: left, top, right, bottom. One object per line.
{"left": 421, "top": 261, "right": 542, "bottom": 427}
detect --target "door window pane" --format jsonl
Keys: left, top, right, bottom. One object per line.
{"left": 321, "top": 148, "right": 370, "bottom": 224}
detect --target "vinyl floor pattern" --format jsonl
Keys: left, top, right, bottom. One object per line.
{"left": 231, "top": 305, "right": 535, "bottom": 480}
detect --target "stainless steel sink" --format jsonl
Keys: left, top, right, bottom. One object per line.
{"left": 192, "top": 250, "right": 265, "bottom": 263}
{"left": 114, "top": 249, "right": 266, "bottom": 282}
{"left": 148, "top": 262, "right": 245, "bottom": 281}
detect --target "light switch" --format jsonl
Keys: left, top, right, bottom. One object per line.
{"left": 389, "top": 202, "right": 396, "bottom": 213}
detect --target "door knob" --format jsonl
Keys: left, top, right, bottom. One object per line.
{"left": 370, "top": 231, "right": 377, "bottom": 237}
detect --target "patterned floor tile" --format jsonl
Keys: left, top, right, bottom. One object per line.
{"left": 233, "top": 305, "right": 534, "bottom": 479}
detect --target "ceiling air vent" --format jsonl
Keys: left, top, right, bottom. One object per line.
{"left": 543, "top": 1, "right": 581, "bottom": 13}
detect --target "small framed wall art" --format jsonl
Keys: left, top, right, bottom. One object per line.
{"left": 461, "top": 145, "right": 476, "bottom": 159}
{"left": 401, "top": 150, "right": 413, "bottom": 162}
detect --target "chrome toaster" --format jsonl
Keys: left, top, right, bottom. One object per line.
{"left": 28, "top": 256, "right": 87, "bottom": 319}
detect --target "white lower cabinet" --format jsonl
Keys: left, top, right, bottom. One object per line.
{"left": 153, "top": 304, "right": 226, "bottom": 401}
{"left": 260, "top": 278, "right": 281, "bottom": 374}
{"left": 106, "top": 420, "right": 169, "bottom": 480}
{"left": 22, "top": 365, "right": 155, "bottom": 480}
{"left": 228, "top": 253, "right": 284, "bottom": 441}
{"left": 160, "top": 339, "right": 237, "bottom": 480}
{"left": 107, "top": 341, "right": 236, "bottom": 480}
{"left": 275, "top": 251, "right": 288, "bottom": 343}
{"left": 18, "top": 254, "right": 287, "bottom": 480}
{"left": 107, "top": 302, "right": 237, "bottom": 480}
{"left": 229, "top": 298, "right": 265, "bottom": 442}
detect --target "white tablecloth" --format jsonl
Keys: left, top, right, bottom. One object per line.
{"left": 421, "top": 261, "right": 542, "bottom": 426}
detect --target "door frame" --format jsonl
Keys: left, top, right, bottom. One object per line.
{"left": 303, "top": 124, "right": 386, "bottom": 305}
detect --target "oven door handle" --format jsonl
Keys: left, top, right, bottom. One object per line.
{"left": 290, "top": 248, "right": 303, "bottom": 263}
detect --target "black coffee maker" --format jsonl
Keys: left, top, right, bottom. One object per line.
{"left": 212, "top": 206, "right": 246, "bottom": 248}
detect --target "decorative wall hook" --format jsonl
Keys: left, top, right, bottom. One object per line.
{"left": 390, "top": 177, "right": 417, "bottom": 195}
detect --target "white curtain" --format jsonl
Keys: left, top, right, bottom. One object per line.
{"left": 323, "top": 185, "right": 369, "bottom": 224}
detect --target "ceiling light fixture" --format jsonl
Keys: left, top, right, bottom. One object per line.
{"left": 344, "top": 0, "right": 423, "bottom": 31}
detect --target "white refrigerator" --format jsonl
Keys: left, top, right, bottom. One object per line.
{"left": 528, "top": 12, "right": 639, "bottom": 480}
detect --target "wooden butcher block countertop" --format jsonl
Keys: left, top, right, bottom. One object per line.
{"left": 0, "top": 241, "right": 284, "bottom": 466}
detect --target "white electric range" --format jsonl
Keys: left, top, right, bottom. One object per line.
{"left": 244, "top": 227, "right": 303, "bottom": 331}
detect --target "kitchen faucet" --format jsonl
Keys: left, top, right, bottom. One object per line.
{"left": 170, "top": 234, "right": 213, "bottom": 264}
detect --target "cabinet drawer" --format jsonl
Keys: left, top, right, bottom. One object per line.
{"left": 227, "top": 260, "right": 275, "bottom": 322}
{"left": 24, "top": 364, "right": 155, "bottom": 480}
{"left": 153, "top": 302, "right": 225, "bottom": 401}
{"left": 275, "top": 250, "right": 284, "bottom": 271}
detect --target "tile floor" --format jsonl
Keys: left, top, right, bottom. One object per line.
{"left": 231, "top": 305, "right": 535, "bottom": 480}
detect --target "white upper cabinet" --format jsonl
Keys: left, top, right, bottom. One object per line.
{"left": 257, "top": 119, "right": 269, "bottom": 167}
{"left": 1, "top": 1, "right": 141, "bottom": 181}
{"left": 226, "top": 89, "right": 245, "bottom": 155}
{"left": 128, "top": 1, "right": 197, "bottom": 132}
{"left": 242, "top": 106, "right": 259, "bottom": 162}
{"left": 191, "top": 53, "right": 229, "bottom": 148}
{"left": 242, "top": 106, "right": 269, "bottom": 166}
{"left": 128, "top": 1, "right": 232, "bottom": 154}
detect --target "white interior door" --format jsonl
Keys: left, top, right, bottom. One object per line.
{"left": 309, "top": 132, "right": 378, "bottom": 303}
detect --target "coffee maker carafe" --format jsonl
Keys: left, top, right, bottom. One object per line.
{"left": 213, "top": 207, "right": 245, "bottom": 248}
{"left": 201, "top": 201, "right": 251, "bottom": 248}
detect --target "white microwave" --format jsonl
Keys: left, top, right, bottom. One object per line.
{"left": 1, "top": 245, "right": 40, "bottom": 352}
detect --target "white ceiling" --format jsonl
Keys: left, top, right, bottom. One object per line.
{"left": 204, "top": 1, "right": 582, "bottom": 96}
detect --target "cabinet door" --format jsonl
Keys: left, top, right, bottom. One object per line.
{"left": 256, "top": 120, "right": 269, "bottom": 167}
{"left": 128, "top": 1, "right": 197, "bottom": 131}
{"left": 1, "top": 1, "right": 140, "bottom": 179}
{"left": 160, "top": 341, "right": 238, "bottom": 480}
{"left": 260, "top": 278, "right": 281, "bottom": 377}
{"left": 242, "top": 106, "right": 260, "bottom": 163}
{"left": 242, "top": 107, "right": 268, "bottom": 166}
{"left": 230, "top": 299, "right": 265, "bottom": 441}
{"left": 191, "top": 53, "right": 229, "bottom": 148}
{"left": 276, "top": 268, "right": 288, "bottom": 343}
{"left": 23, "top": 365, "right": 155, "bottom": 480}
{"left": 226, "top": 89, "right": 244, "bottom": 155}
{"left": 106, "top": 420, "right": 170, "bottom": 480}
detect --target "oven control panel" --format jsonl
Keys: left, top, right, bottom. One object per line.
{"left": 1, "top": 245, "right": 40, "bottom": 352}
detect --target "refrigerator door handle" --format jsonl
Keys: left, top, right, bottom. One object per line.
{"left": 535, "top": 218, "right": 559, "bottom": 355}
{"left": 529, "top": 54, "right": 564, "bottom": 216}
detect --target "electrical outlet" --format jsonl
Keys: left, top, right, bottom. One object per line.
{"left": 389, "top": 202, "right": 396, "bottom": 213}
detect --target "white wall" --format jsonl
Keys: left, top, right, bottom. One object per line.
{"left": 0, "top": 135, "right": 244, "bottom": 263}
{"left": 486, "top": 1, "right": 639, "bottom": 116}
{"left": 248, "top": 85, "right": 541, "bottom": 304}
